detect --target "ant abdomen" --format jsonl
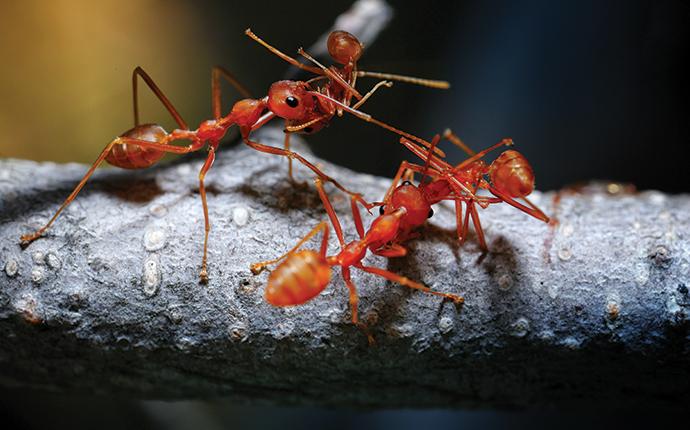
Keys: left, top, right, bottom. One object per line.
{"left": 265, "top": 250, "right": 332, "bottom": 306}
{"left": 106, "top": 124, "right": 167, "bottom": 169}
{"left": 327, "top": 31, "right": 363, "bottom": 65}
{"left": 489, "top": 150, "right": 535, "bottom": 198}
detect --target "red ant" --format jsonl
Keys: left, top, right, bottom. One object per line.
{"left": 250, "top": 177, "right": 463, "bottom": 342}
{"left": 244, "top": 29, "right": 450, "bottom": 171}
{"left": 376, "top": 130, "right": 550, "bottom": 253}
{"left": 19, "top": 30, "right": 449, "bottom": 283}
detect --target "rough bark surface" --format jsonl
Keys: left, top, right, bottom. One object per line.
{"left": 0, "top": 127, "right": 688, "bottom": 410}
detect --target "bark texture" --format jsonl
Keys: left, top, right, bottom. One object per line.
{"left": 0, "top": 128, "right": 689, "bottom": 409}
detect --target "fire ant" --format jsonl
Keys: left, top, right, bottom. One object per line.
{"left": 19, "top": 29, "right": 450, "bottom": 283}
{"left": 250, "top": 177, "right": 463, "bottom": 342}
{"left": 377, "top": 130, "right": 550, "bottom": 253}
{"left": 244, "top": 28, "right": 450, "bottom": 168}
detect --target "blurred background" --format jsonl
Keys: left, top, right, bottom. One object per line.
{"left": 0, "top": 0, "right": 687, "bottom": 191}
{"left": 1, "top": 0, "right": 688, "bottom": 428}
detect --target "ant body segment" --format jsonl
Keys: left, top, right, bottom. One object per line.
{"left": 251, "top": 178, "right": 463, "bottom": 342}
{"left": 19, "top": 29, "right": 450, "bottom": 283}
{"left": 379, "top": 130, "right": 550, "bottom": 253}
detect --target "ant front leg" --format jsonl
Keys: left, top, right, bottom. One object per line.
{"left": 243, "top": 136, "right": 371, "bottom": 209}
{"left": 357, "top": 264, "right": 464, "bottom": 305}
{"left": 351, "top": 80, "right": 393, "bottom": 110}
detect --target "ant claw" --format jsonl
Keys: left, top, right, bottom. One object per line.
{"left": 19, "top": 234, "right": 37, "bottom": 249}
{"left": 199, "top": 268, "right": 209, "bottom": 284}
{"left": 250, "top": 264, "right": 266, "bottom": 275}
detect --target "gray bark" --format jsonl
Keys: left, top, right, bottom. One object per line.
{"left": 0, "top": 127, "right": 689, "bottom": 410}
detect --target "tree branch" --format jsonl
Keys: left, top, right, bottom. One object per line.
{"left": 0, "top": 127, "right": 688, "bottom": 409}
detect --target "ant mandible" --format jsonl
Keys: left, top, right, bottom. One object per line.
{"left": 380, "top": 130, "right": 550, "bottom": 253}
{"left": 250, "top": 177, "right": 463, "bottom": 343}
{"left": 19, "top": 29, "right": 449, "bottom": 283}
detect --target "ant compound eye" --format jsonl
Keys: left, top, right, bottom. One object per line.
{"left": 428, "top": 208, "right": 434, "bottom": 218}
{"left": 402, "top": 180, "right": 412, "bottom": 186}
{"left": 268, "top": 80, "right": 313, "bottom": 120}
{"left": 379, "top": 205, "right": 386, "bottom": 215}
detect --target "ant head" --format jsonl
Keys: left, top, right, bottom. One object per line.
{"left": 268, "top": 80, "right": 315, "bottom": 120}
{"left": 327, "top": 30, "right": 363, "bottom": 65}
{"left": 489, "top": 150, "right": 535, "bottom": 198}
{"left": 388, "top": 181, "right": 433, "bottom": 228}
{"left": 265, "top": 250, "right": 331, "bottom": 306}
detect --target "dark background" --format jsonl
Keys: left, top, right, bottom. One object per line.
{"left": 0, "top": 0, "right": 687, "bottom": 192}
{"left": 1, "top": 0, "right": 688, "bottom": 428}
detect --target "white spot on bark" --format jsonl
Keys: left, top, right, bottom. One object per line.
{"left": 233, "top": 207, "right": 250, "bottom": 227}
{"left": 4, "top": 259, "right": 18, "bottom": 277}
{"left": 143, "top": 257, "right": 160, "bottom": 297}
{"left": 143, "top": 228, "right": 167, "bottom": 252}
{"left": 558, "top": 247, "right": 573, "bottom": 261}
{"left": 31, "top": 251, "right": 45, "bottom": 265}
{"left": 511, "top": 317, "right": 530, "bottom": 338}
{"left": 31, "top": 266, "right": 45, "bottom": 284}
{"left": 149, "top": 204, "right": 167, "bottom": 218}
{"left": 46, "top": 253, "right": 61, "bottom": 270}
{"left": 438, "top": 316, "right": 454, "bottom": 334}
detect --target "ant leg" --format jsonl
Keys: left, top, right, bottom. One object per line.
{"left": 315, "top": 178, "right": 346, "bottom": 247}
{"left": 250, "top": 220, "right": 329, "bottom": 275}
{"left": 244, "top": 29, "right": 322, "bottom": 75}
{"left": 442, "top": 128, "right": 475, "bottom": 156}
{"left": 351, "top": 81, "right": 393, "bottom": 110}
{"left": 297, "top": 48, "right": 363, "bottom": 100}
{"left": 468, "top": 201, "right": 488, "bottom": 251}
{"left": 132, "top": 67, "right": 188, "bottom": 129}
{"left": 20, "top": 134, "right": 203, "bottom": 245}
{"left": 357, "top": 264, "right": 464, "bottom": 305}
{"left": 350, "top": 195, "right": 365, "bottom": 239}
{"left": 211, "top": 66, "right": 252, "bottom": 120}
{"left": 486, "top": 182, "right": 550, "bottom": 223}
{"left": 372, "top": 243, "right": 408, "bottom": 258}
{"left": 341, "top": 267, "right": 374, "bottom": 344}
{"left": 454, "top": 199, "right": 465, "bottom": 242}
{"left": 282, "top": 123, "right": 295, "bottom": 182}
{"left": 523, "top": 196, "right": 551, "bottom": 223}
{"left": 307, "top": 91, "right": 447, "bottom": 158}
{"left": 243, "top": 137, "right": 370, "bottom": 208}
{"left": 197, "top": 145, "right": 217, "bottom": 284}
{"left": 455, "top": 139, "right": 514, "bottom": 170}
{"left": 355, "top": 70, "right": 450, "bottom": 90}
{"left": 402, "top": 169, "right": 415, "bottom": 183}
{"left": 381, "top": 160, "right": 439, "bottom": 204}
